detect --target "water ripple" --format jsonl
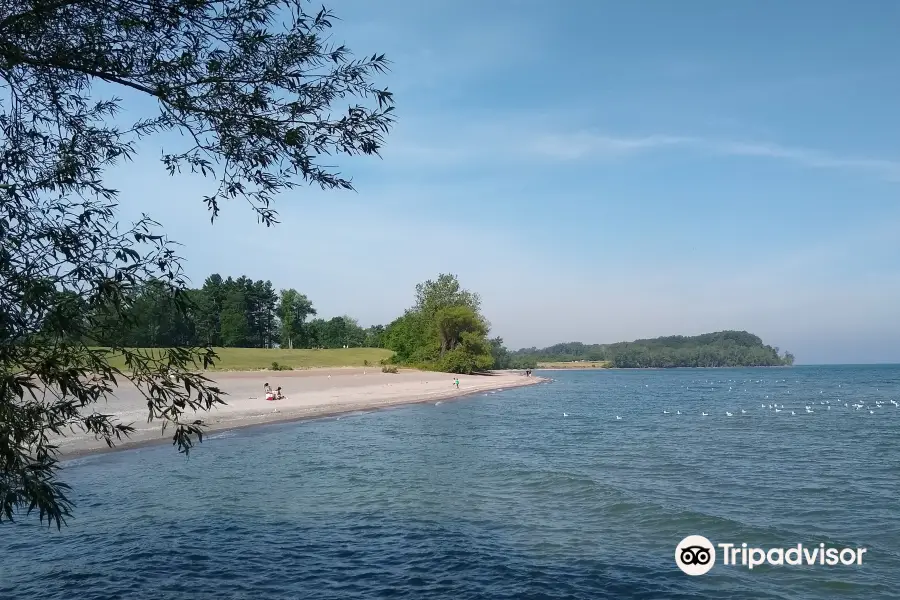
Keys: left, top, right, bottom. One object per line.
{"left": 1, "top": 365, "right": 898, "bottom": 599}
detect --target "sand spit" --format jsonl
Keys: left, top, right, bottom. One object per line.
{"left": 53, "top": 368, "right": 547, "bottom": 458}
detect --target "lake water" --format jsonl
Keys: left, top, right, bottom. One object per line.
{"left": 2, "top": 365, "right": 899, "bottom": 599}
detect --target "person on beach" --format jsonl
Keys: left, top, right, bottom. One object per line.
{"left": 275, "top": 386, "right": 284, "bottom": 400}
{"left": 454, "top": 378, "right": 460, "bottom": 389}
{"left": 264, "top": 383, "right": 275, "bottom": 401}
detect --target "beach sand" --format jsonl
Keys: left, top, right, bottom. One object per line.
{"left": 53, "top": 368, "right": 547, "bottom": 457}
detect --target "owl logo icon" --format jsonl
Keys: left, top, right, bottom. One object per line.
{"left": 675, "top": 535, "right": 716, "bottom": 575}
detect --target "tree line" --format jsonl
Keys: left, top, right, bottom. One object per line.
{"left": 510, "top": 331, "right": 795, "bottom": 368}
{"left": 82, "top": 272, "right": 535, "bottom": 372}
{"left": 88, "top": 274, "right": 386, "bottom": 351}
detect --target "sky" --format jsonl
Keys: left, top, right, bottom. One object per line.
{"left": 106, "top": 0, "right": 900, "bottom": 364}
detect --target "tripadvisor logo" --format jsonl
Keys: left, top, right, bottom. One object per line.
{"left": 675, "top": 535, "right": 867, "bottom": 575}
{"left": 676, "top": 535, "right": 716, "bottom": 575}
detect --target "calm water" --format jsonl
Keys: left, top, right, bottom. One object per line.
{"left": 2, "top": 365, "right": 899, "bottom": 599}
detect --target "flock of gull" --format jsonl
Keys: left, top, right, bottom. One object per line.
{"left": 653, "top": 396, "right": 900, "bottom": 419}
{"left": 566, "top": 377, "right": 900, "bottom": 421}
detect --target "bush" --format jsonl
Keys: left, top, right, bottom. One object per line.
{"left": 381, "top": 365, "right": 399, "bottom": 374}
{"left": 363, "top": 359, "right": 369, "bottom": 366}
{"left": 271, "top": 361, "right": 292, "bottom": 371}
{"left": 438, "top": 346, "right": 493, "bottom": 374}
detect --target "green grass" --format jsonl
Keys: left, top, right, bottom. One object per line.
{"left": 104, "top": 347, "right": 395, "bottom": 372}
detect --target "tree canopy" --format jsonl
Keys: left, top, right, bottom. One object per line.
{"left": 0, "top": 0, "right": 394, "bottom": 527}
{"left": 383, "top": 274, "right": 502, "bottom": 374}
{"left": 510, "top": 331, "right": 795, "bottom": 368}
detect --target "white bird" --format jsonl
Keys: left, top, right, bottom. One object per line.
{"left": 702, "top": 412, "right": 709, "bottom": 416}
{"left": 869, "top": 410, "right": 874, "bottom": 414}
{"left": 616, "top": 415, "right": 622, "bottom": 420}
{"left": 741, "top": 409, "right": 747, "bottom": 414}
{"left": 775, "top": 408, "right": 781, "bottom": 413}
{"left": 791, "top": 411, "right": 796, "bottom": 415}
{"left": 563, "top": 412, "right": 568, "bottom": 417}
{"left": 726, "top": 412, "right": 733, "bottom": 417}
{"left": 663, "top": 410, "right": 669, "bottom": 414}
{"left": 676, "top": 411, "right": 681, "bottom": 415}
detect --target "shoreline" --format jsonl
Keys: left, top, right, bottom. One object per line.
{"left": 535, "top": 365, "right": 795, "bottom": 371}
{"left": 56, "top": 369, "right": 549, "bottom": 461}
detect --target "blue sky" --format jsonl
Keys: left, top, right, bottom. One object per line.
{"left": 108, "top": 0, "right": 900, "bottom": 364}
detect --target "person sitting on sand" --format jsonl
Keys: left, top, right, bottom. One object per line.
{"left": 275, "top": 386, "right": 284, "bottom": 400}
{"left": 264, "top": 383, "right": 275, "bottom": 401}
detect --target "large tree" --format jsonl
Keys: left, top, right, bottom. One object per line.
{"left": 277, "top": 288, "right": 315, "bottom": 349}
{"left": 0, "top": 0, "right": 394, "bottom": 527}
{"left": 384, "top": 274, "right": 495, "bottom": 373}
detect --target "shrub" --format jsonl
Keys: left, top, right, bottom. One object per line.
{"left": 271, "top": 361, "right": 292, "bottom": 371}
{"left": 363, "top": 360, "right": 369, "bottom": 366}
{"left": 381, "top": 365, "right": 399, "bottom": 374}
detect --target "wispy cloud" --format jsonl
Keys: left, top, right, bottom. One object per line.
{"left": 380, "top": 111, "right": 900, "bottom": 182}
{"left": 529, "top": 132, "right": 900, "bottom": 181}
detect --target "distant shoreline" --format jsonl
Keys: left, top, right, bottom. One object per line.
{"left": 535, "top": 365, "right": 795, "bottom": 371}
{"left": 57, "top": 368, "right": 549, "bottom": 461}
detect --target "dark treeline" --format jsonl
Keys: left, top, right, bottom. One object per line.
{"left": 85, "top": 272, "right": 535, "bottom": 373}
{"left": 510, "top": 331, "right": 795, "bottom": 368}
{"left": 90, "top": 274, "right": 385, "bottom": 350}
{"left": 85, "top": 275, "right": 790, "bottom": 371}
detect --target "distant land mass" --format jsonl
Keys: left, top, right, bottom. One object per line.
{"left": 510, "top": 331, "right": 795, "bottom": 369}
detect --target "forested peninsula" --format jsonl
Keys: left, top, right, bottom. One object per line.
{"left": 83, "top": 273, "right": 532, "bottom": 373}
{"left": 510, "top": 331, "right": 795, "bottom": 369}
{"left": 83, "top": 273, "right": 793, "bottom": 372}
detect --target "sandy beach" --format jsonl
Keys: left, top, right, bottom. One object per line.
{"left": 53, "top": 368, "right": 547, "bottom": 457}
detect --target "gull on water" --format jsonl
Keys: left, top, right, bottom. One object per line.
{"left": 726, "top": 412, "right": 733, "bottom": 417}
{"left": 702, "top": 412, "right": 709, "bottom": 416}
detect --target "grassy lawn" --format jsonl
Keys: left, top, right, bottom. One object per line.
{"left": 105, "top": 347, "right": 395, "bottom": 372}
{"left": 537, "top": 360, "right": 611, "bottom": 369}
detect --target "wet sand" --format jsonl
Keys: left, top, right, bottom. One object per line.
{"left": 54, "top": 368, "right": 547, "bottom": 458}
